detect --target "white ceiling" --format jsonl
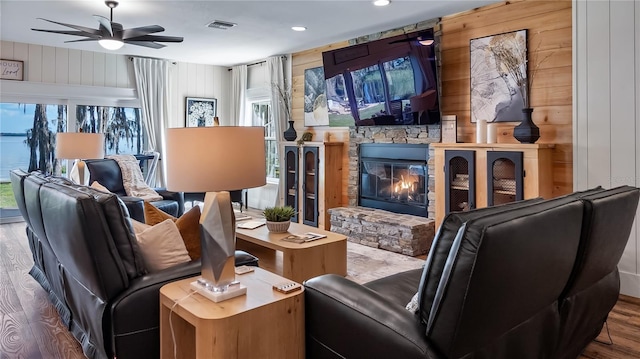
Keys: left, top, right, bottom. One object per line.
{"left": 0, "top": 0, "right": 498, "bottom": 67}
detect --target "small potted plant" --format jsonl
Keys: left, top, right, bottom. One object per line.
{"left": 263, "top": 205, "right": 296, "bottom": 233}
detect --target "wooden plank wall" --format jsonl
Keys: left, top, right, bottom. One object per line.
{"left": 439, "top": 0, "right": 573, "bottom": 196}
{"left": 291, "top": 0, "right": 573, "bottom": 205}
{"left": 0, "top": 40, "right": 132, "bottom": 88}
{"left": 0, "top": 40, "right": 230, "bottom": 129}
{"left": 291, "top": 41, "right": 351, "bottom": 205}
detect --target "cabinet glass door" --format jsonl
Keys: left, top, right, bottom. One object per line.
{"left": 487, "top": 151, "right": 523, "bottom": 206}
{"left": 444, "top": 150, "right": 476, "bottom": 215}
{"left": 303, "top": 146, "right": 319, "bottom": 227}
{"left": 284, "top": 146, "right": 299, "bottom": 222}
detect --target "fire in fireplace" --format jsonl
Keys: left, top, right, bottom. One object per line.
{"left": 359, "top": 143, "right": 429, "bottom": 217}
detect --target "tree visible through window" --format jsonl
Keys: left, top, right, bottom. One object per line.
{"left": 251, "top": 100, "right": 279, "bottom": 180}
{"left": 76, "top": 105, "right": 144, "bottom": 155}
{"left": 0, "top": 103, "right": 67, "bottom": 178}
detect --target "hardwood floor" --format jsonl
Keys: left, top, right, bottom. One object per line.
{"left": 1, "top": 221, "right": 639, "bottom": 358}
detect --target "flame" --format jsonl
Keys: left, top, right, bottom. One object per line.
{"left": 394, "top": 175, "right": 411, "bottom": 193}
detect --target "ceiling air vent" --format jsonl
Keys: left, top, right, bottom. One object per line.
{"left": 207, "top": 20, "right": 237, "bottom": 30}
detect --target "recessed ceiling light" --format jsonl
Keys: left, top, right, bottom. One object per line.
{"left": 292, "top": 26, "right": 307, "bottom": 32}
{"left": 373, "top": 0, "right": 390, "bottom": 6}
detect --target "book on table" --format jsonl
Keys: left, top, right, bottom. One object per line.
{"left": 234, "top": 210, "right": 252, "bottom": 221}
{"left": 237, "top": 221, "right": 265, "bottom": 229}
{"left": 281, "top": 232, "right": 327, "bottom": 243}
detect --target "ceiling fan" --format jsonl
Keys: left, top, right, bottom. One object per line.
{"left": 388, "top": 31, "right": 434, "bottom": 46}
{"left": 31, "top": 0, "right": 183, "bottom": 50}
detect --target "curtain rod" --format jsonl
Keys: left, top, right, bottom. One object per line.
{"left": 228, "top": 55, "right": 288, "bottom": 71}
{"left": 128, "top": 56, "right": 177, "bottom": 65}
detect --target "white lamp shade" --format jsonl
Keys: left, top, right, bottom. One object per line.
{"left": 56, "top": 132, "right": 105, "bottom": 159}
{"left": 165, "top": 126, "right": 266, "bottom": 192}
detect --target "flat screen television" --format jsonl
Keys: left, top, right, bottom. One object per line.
{"left": 321, "top": 28, "right": 439, "bottom": 127}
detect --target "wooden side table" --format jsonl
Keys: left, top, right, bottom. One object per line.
{"left": 159, "top": 268, "right": 304, "bottom": 359}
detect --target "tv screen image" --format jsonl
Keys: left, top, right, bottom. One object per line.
{"left": 322, "top": 28, "right": 439, "bottom": 127}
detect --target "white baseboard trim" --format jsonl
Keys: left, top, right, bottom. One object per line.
{"left": 619, "top": 270, "right": 640, "bottom": 298}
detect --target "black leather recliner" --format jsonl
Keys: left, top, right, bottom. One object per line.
{"left": 85, "top": 158, "right": 185, "bottom": 222}
{"left": 304, "top": 186, "right": 640, "bottom": 359}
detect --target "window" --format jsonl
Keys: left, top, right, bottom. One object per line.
{"left": 250, "top": 100, "right": 279, "bottom": 180}
{"left": 0, "top": 103, "right": 68, "bottom": 179}
{"left": 0, "top": 102, "right": 67, "bottom": 214}
{"left": 75, "top": 105, "right": 145, "bottom": 155}
{"left": 350, "top": 64, "right": 387, "bottom": 121}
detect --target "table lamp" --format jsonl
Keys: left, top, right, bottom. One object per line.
{"left": 165, "top": 126, "right": 266, "bottom": 302}
{"left": 56, "top": 132, "right": 105, "bottom": 185}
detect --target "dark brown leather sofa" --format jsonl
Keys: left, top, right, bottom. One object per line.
{"left": 10, "top": 169, "right": 258, "bottom": 359}
{"left": 304, "top": 186, "right": 639, "bottom": 359}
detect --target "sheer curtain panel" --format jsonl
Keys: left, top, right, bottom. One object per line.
{"left": 132, "top": 57, "right": 171, "bottom": 187}
{"left": 230, "top": 65, "right": 248, "bottom": 126}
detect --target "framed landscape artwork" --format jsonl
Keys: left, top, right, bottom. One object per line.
{"left": 470, "top": 29, "right": 527, "bottom": 123}
{"left": 303, "top": 67, "right": 330, "bottom": 126}
{"left": 185, "top": 97, "right": 217, "bottom": 127}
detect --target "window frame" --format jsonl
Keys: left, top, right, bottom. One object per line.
{"left": 245, "top": 87, "right": 279, "bottom": 184}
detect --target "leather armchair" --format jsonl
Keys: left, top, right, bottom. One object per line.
{"left": 304, "top": 186, "right": 640, "bottom": 359}
{"left": 184, "top": 190, "right": 247, "bottom": 211}
{"left": 85, "top": 158, "right": 185, "bottom": 221}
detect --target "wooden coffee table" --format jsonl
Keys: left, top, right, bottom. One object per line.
{"left": 235, "top": 221, "right": 347, "bottom": 283}
{"left": 159, "top": 268, "right": 304, "bottom": 359}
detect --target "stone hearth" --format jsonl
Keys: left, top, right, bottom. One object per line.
{"left": 329, "top": 207, "right": 435, "bottom": 256}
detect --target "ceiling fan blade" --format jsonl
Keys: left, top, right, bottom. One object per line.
{"left": 124, "top": 40, "right": 166, "bottom": 49}
{"left": 31, "top": 28, "right": 101, "bottom": 38}
{"left": 93, "top": 15, "right": 113, "bottom": 36}
{"left": 35, "top": 18, "right": 101, "bottom": 36}
{"left": 125, "top": 34, "right": 183, "bottom": 43}
{"left": 122, "top": 25, "right": 165, "bottom": 39}
{"left": 64, "top": 38, "right": 100, "bottom": 43}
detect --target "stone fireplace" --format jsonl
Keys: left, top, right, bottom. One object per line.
{"left": 359, "top": 143, "right": 429, "bottom": 217}
{"left": 329, "top": 125, "right": 440, "bottom": 256}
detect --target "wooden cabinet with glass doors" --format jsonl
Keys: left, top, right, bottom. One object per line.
{"left": 282, "top": 142, "right": 343, "bottom": 229}
{"left": 432, "top": 143, "right": 554, "bottom": 229}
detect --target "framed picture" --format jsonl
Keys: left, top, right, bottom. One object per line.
{"left": 185, "top": 97, "right": 217, "bottom": 127}
{"left": 1, "top": 59, "right": 24, "bottom": 81}
{"left": 470, "top": 29, "right": 527, "bottom": 122}
{"left": 304, "top": 67, "right": 330, "bottom": 126}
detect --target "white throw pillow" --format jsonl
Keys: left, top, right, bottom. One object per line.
{"left": 90, "top": 181, "right": 111, "bottom": 193}
{"left": 130, "top": 219, "right": 151, "bottom": 234}
{"left": 135, "top": 219, "right": 191, "bottom": 272}
{"left": 406, "top": 292, "right": 419, "bottom": 313}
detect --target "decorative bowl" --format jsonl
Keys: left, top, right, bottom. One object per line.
{"left": 266, "top": 220, "right": 291, "bottom": 233}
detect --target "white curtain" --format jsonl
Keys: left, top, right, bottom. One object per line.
{"left": 230, "top": 65, "right": 247, "bottom": 126}
{"left": 267, "top": 56, "right": 287, "bottom": 206}
{"left": 132, "top": 57, "right": 170, "bottom": 187}
{"left": 267, "top": 56, "right": 287, "bottom": 142}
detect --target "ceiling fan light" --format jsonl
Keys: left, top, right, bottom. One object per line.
{"left": 418, "top": 39, "right": 434, "bottom": 46}
{"left": 99, "top": 38, "right": 124, "bottom": 50}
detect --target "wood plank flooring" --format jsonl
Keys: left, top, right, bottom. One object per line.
{"left": 1, "top": 221, "right": 639, "bottom": 359}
